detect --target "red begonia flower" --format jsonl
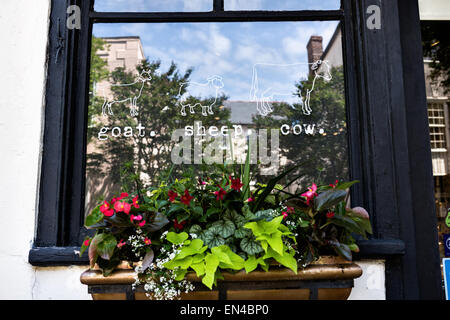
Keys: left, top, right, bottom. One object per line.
{"left": 83, "top": 239, "right": 90, "bottom": 247}
{"left": 326, "top": 211, "right": 335, "bottom": 219}
{"left": 144, "top": 237, "right": 152, "bottom": 245}
{"left": 132, "top": 196, "right": 140, "bottom": 209}
{"left": 104, "top": 208, "right": 114, "bottom": 217}
{"left": 114, "top": 201, "right": 131, "bottom": 214}
{"left": 99, "top": 201, "right": 110, "bottom": 214}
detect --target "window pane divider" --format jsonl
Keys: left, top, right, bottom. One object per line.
{"left": 89, "top": 10, "right": 344, "bottom": 23}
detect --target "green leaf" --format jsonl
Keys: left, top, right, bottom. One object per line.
{"left": 203, "top": 253, "right": 220, "bottom": 289}
{"left": 168, "top": 203, "right": 184, "bottom": 214}
{"left": 85, "top": 206, "right": 104, "bottom": 228}
{"left": 202, "top": 229, "right": 226, "bottom": 248}
{"left": 235, "top": 227, "right": 251, "bottom": 239}
{"left": 193, "top": 206, "right": 203, "bottom": 216}
{"left": 166, "top": 231, "right": 189, "bottom": 245}
{"left": 209, "top": 220, "right": 235, "bottom": 238}
{"left": 96, "top": 234, "right": 117, "bottom": 260}
{"left": 335, "top": 180, "right": 359, "bottom": 190}
{"left": 263, "top": 247, "right": 297, "bottom": 274}
{"left": 176, "top": 239, "right": 207, "bottom": 259}
{"left": 189, "top": 224, "right": 203, "bottom": 235}
{"left": 191, "top": 261, "right": 206, "bottom": 277}
{"left": 252, "top": 209, "right": 275, "bottom": 221}
{"left": 328, "top": 215, "right": 363, "bottom": 235}
{"left": 214, "top": 245, "right": 245, "bottom": 270}
{"left": 244, "top": 255, "right": 258, "bottom": 273}
{"left": 314, "top": 189, "right": 347, "bottom": 211}
{"left": 211, "top": 246, "right": 232, "bottom": 265}
{"left": 329, "top": 240, "right": 352, "bottom": 261}
{"left": 264, "top": 231, "right": 283, "bottom": 255}
{"left": 254, "top": 162, "right": 307, "bottom": 211}
{"left": 240, "top": 237, "right": 264, "bottom": 255}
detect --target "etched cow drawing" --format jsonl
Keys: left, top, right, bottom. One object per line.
{"left": 178, "top": 75, "right": 224, "bottom": 116}
{"left": 101, "top": 69, "right": 152, "bottom": 117}
{"left": 250, "top": 60, "right": 332, "bottom": 116}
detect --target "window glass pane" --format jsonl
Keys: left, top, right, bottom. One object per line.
{"left": 85, "top": 21, "right": 347, "bottom": 215}
{"left": 94, "top": 0, "right": 212, "bottom": 12}
{"left": 225, "top": 0, "right": 341, "bottom": 11}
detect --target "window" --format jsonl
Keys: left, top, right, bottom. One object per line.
{"left": 30, "top": 0, "right": 443, "bottom": 300}
{"left": 85, "top": 21, "right": 349, "bottom": 216}
{"left": 428, "top": 102, "right": 447, "bottom": 150}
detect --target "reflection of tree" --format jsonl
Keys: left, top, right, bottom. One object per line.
{"left": 422, "top": 21, "right": 450, "bottom": 94}
{"left": 86, "top": 56, "right": 231, "bottom": 199}
{"left": 253, "top": 66, "right": 348, "bottom": 191}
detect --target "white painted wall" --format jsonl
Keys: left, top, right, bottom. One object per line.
{"left": 0, "top": 0, "right": 385, "bottom": 300}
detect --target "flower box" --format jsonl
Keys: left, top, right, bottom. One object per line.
{"left": 80, "top": 256, "right": 362, "bottom": 300}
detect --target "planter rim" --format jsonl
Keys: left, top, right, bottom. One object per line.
{"left": 80, "top": 256, "right": 362, "bottom": 286}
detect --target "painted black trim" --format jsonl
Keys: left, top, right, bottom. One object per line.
{"left": 28, "top": 247, "right": 88, "bottom": 266}
{"left": 90, "top": 10, "right": 344, "bottom": 23}
{"left": 397, "top": 0, "right": 443, "bottom": 300}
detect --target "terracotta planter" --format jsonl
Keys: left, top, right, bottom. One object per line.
{"left": 80, "top": 256, "right": 362, "bottom": 300}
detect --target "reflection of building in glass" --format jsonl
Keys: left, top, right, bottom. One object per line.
{"left": 85, "top": 37, "right": 145, "bottom": 215}
{"left": 94, "top": 36, "right": 145, "bottom": 98}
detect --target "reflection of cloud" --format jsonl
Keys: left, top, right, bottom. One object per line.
{"left": 95, "top": 0, "right": 211, "bottom": 12}
{"left": 225, "top": 0, "right": 340, "bottom": 10}
{"left": 94, "top": 20, "right": 341, "bottom": 103}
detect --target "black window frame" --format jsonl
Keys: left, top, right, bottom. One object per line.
{"left": 29, "top": 0, "right": 442, "bottom": 299}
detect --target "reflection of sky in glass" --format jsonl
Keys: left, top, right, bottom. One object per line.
{"left": 93, "top": 21, "right": 339, "bottom": 101}
{"left": 94, "top": 0, "right": 340, "bottom": 12}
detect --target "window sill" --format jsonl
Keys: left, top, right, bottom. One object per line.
{"left": 28, "top": 246, "right": 88, "bottom": 266}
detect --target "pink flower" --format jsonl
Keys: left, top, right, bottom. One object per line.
{"left": 168, "top": 190, "right": 178, "bottom": 203}
{"left": 246, "top": 197, "right": 255, "bottom": 203}
{"left": 180, "top": 190, "right": 193, "bottom": 206}
{"left": 114, "top": 201, "right": 131, "bottom": 214}
{"left": 198, "top": 178, "right": 207, "bottom": 185}
{"left": 214, "top": 187, "right": 227, "bottom": 201}
{"left": 230, "top": 176, "right": 244, "bottom": 191}
{"left": 144, "top": 237, "right": 151, "bottom": 245}
{"left": 130, "top": 214, "right": 143, "bottom": 223}
{"left": 282, "top": 211, "right": 288, "bottom": 219}
{"left": 287, "top": 207, "right": 295, "bottom": 214}
{"left": 301, "top": 183, "right": 318, "bottom": 206}
{"left": 117, "top": 239, "right": 126, "bottom": 248}
{"left": 138, "top": 220, "right": 146, "bottom": 227}
{"left": 132, "top": 196, "right": 140, "bottom": 209}
{"left": 83, "top": 239, "right": 90, "bottom": 247}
